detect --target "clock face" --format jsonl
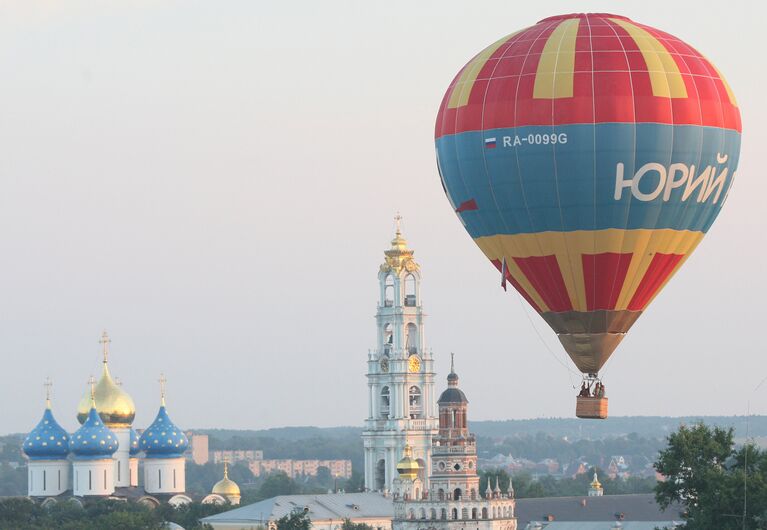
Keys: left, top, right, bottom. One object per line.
{"left": 380, "top": 357, "right": 389, "bottom": 373}
{"left": 408, "top": 355, "right": 421, "bottom": 373}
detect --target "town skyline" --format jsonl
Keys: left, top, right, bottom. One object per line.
{"left": 1, "top": 1, "right": 764, "bottom": 434}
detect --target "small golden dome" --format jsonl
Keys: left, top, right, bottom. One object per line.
{"left": 212, "top": 463, "right": 241, "bottom": 497}
{"left": 590, "top": 471, "right": 602, "bottom": 489}
{"left": 76, "top": 332, "right": 136, "bottom": 427}
{"left": 396, "top": 444, "right": 420, "bottom": 480}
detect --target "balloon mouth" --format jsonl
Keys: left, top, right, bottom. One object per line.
{"left": 537, "top": 13, "right": 631, "bottom": 24}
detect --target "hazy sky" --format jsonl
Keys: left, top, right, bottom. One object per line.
{"left": 1, "top": 0, "right": 764, "bottom": 435}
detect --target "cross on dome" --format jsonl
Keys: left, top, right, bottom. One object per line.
{"left": 44, "top": 377, "right": 52, "bottom": 409}
{"left": 99, "top": 330, "right": 111, "bottom": 364}
{"left": 159, "top": 373, "right": 167, "bottom": 405}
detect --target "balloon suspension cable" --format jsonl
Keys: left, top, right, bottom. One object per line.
{"left": 509, "top": 285, "right": 579, "bottom": 387}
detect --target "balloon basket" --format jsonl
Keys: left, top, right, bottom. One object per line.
{"left": 576, "top": 396, "right": 608, "bottom": 419}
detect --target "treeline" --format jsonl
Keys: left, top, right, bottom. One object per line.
{"left": 477, "top": 432, "right": 666, "bottom": 467}
{"left": 0, "top": 498, "right": 227, "bottom": 530}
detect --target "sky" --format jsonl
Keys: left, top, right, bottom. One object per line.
{"left": 0, "top": 0, "right": 764, "bottom": 435}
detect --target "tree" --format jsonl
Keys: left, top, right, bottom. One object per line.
{"left": 257, "top": 471, "right": 302, "bottom": 500}
{"left": 276, "top": 510, "right": 311, "bottom": 530}
{"left": 653, "top": 422, "right": 767, "bottom": 530}
{"left": 654, "top": 422, "right": 734, "bottom": 511}
{"left": 342, "top": 519, "right": 372, "bottom": 530}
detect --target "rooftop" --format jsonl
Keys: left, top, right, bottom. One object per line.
{"left": 202, "top": 492, "right": 394, "bottom": 525}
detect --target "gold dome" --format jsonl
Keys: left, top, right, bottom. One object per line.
{"left": 590, "top": 471, "right": 602, "bottom": 489}
{"left": 379, "top": 215, "right": 420, "bottom": 275}
{"left": 396, "top": 444, "right": 420, "bottom": 480}
{"left": 76, "top": 332, "right": 136, "bottom": 427}
{"left": 212, "top": 463, "right": 241, "bottom": 497}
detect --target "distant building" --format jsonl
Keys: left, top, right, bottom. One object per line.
{"left": 211, "top": 449, "right": 263, "bottom": 464}
{"left": 201, "top": 492, "right": 394, "bottom": 530}
{"left": 249, "top": 458, "right": 352, "bottom": 479}
{"left": 186, "top": 434, "right": 209, "bottom": 465}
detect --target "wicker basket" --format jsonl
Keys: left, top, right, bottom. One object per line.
{"left": 575, "top": 396, "right": 608, "bottom": 419}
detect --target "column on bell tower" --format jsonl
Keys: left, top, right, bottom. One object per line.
{"left": 362, "top": 216, "right": 439, "bottom": 494}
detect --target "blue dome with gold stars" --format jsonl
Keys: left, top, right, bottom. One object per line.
{"left": 70, "top": 406, "right": 119, "bottom": 460}
{"left": 139, "top": 405, "right": 188, "bottom": 458}
{"left": 129, "top": 428, "right": 140, "bottom": 457}
{"left": 23, "top": 407, "right": 70, "bottom": 461}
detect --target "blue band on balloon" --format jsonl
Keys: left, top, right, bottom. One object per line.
{"left": 436, "top": 123, "right": 741, "bottom": 238}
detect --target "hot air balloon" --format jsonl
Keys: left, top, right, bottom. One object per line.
{"left": 435, "top": 13, "right": 741, "bottom": 418}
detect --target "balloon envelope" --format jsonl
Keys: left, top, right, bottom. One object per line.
{"left": 435, "top": 13, "right": 741, "bottom": 374}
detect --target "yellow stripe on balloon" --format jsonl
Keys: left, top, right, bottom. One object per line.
{"left": 447, "top": 31, "right": 522, "bottom": 109}
{"left": 474, "top": 229, "right": 704, "bottom": 312}
{"left": 609, "top": 18, "right": 687, "bottom": 99}
{"left": 533, "top": 18, "right": 579, "bottom": 99}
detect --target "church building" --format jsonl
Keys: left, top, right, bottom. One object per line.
{"left": 390, "top": 357, "right": 517, "bottom": 530}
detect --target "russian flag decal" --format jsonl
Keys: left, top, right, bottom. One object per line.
{"left": 484, "top": 137, "right": 497, "bottom": 148}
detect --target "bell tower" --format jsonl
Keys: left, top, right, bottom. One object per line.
{"left": 363, "top": 216, "right": 438, "bottom": 493}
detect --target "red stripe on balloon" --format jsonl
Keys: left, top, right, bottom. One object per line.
{"left": 455, "top": 199, "right": 479, "bottom": 213}
{"left": 627, "top": 253, "right": 684, "bottom": 311}
{"left": 491, "top": 259, "right": 542, "bottom": 312}
{"left": 513, "top": 255, "right": 573, "bottom": 312}
{"left": 582, "top": 252, "right": 633, "bottom": 311}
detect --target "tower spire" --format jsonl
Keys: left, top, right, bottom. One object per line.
{"left": 44, "top": 377, "right": 52, "bottom": 409}
{"left": 394, "top": 212, "right": 403, "bottom": 236}
{"left": 450, "top": 352, "right": 455, "bottom": 374}
{"left": 99, "top": 330, "right": 111, "bottom": 364}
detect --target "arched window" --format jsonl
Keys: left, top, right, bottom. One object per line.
{"left": 419, "top": 508, "right": 426, "bottom": 519}
{"left": 409, "top": 386, "right": 423, "bottom": 419}
{"left": 404, "top": 275, "right": 416, "bottom": 306}
{"left": 461, "top": 508, "right": 468, "bottom": 520}
{"left": 438, "top": 488, "right": 445, "bottom": 500}
{"left": 472, "top": 508, "right": 478, "bottom": 519}
{"left": 380, "top": 387, "right": 390, "bottom": 418}
{"left": 375, "top": 460, "right": 386, "bottom": 491}
{"left": 384, "top": 275, "right": 395, "bottom": 307}
{"left": 406, "top": 323, "right": 418, "bottom": 354}
{"left": 430, "top": 509, "right": 437, "bottom": 520}
{"left": 383, "top": 324, "right": 393, "bottom": 355}
{"left": 454, "top": 487, "right": 462, "bottom": 500}
{"left": 408, "top": 509, "right": 415, "bottom": 520}
{"left": 452, "top": 508, "right": 458, "bottom": 520}
{"left": 441, "top": 508, "right": 447, "bottom": 520}
{"left": 471, "top": 488, "right": 477, "bottom": 500}
{"left": 482, "top": 508, "right": 488, "bottom": 519}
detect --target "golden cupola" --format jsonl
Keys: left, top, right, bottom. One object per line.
{"left": 380, "top": 215, "right": 419, "bottom": 275}
{"left": 76, "top": 331, "right": 136, "bottom": 427}
{"left": 396, "top": 444, "right": 420, "bottom": 480}
{"left": 212, "top": 462, "right": 241, "bottom": 504}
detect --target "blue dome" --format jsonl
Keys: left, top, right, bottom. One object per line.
{"left": 23, "top": 407, "right": 70, "bottom": 460}
{"left": 139, "top": 405, "right": 188, "bottom": 458}
{"left": 129, "top": 428, "right": 140, "bottom": 456}
{"left": 70, "top": 406, "right": 119, "bottom": 460}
